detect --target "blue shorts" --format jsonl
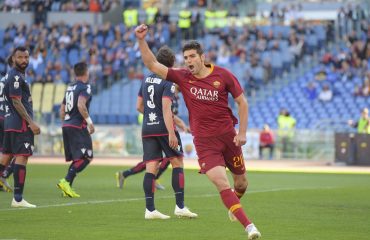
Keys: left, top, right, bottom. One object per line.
{"left": 142, "top": 131, "right": 183, "bottom": 162}
{"left": 62, "top": 127, "right": 93, "bottom": 162}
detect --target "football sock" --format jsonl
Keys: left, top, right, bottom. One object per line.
{"left": 172, "top": 167, "right": 184, "bottom": 208}
{"left": 123, "top": 161, "right": 146, "bottom": 178}
{"left": 220, "top": 188, "right": 251, "bottom": 227}
{"left": 13, "top": 164, "right": 26, "bottom": 202}
{"left": 143, "top": 172, "right": 156, "bottom": 211}
{"left": 65, "top": 159, "right": 90, "bottom": 184}
{"left": 3, "top": 158, "right": 16, "bottom": 178}
{"left": 156, "top": 159, "right": 170, "bottom": 179}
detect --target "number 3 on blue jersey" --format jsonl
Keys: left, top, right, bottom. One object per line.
{"left": 147, "top": 85, "right": 155, "bottom": 109}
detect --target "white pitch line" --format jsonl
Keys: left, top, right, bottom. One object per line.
{"left": 0, "top": 186, "right": 336, "bottom": 212}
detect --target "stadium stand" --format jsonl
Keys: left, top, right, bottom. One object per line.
{"left": 0, "top": 0, "right": 368, "bottom": 131}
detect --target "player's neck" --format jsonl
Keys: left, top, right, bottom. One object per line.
{"left": 193, "top": 64, "right": 212, "bottom": 79}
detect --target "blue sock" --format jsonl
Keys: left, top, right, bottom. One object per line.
{"left": 172, "top": 168, "right": 184, "bottom": 208}
{"left": 65, "top": 159, "right": 90, "bottom": 185}
{"left": 13, "top": 164, "right": 26, "bottom": 202}
{"left": 143, "top": 173, "right": 156, "bottom": 211}
{"left": 123, "top": 161, "right": 146, "bottom": 178}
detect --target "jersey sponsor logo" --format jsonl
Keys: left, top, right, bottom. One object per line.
{"left": 213, "top": 80, "right": 221, "bottom": 88}
{"left": 171, "top": 85, "right": 176, "bottom": 93}
{"left": 14, "top": 81, "right": 19, "bottom": 89}
{"left": 87, "top": 149, "right": 92, "bottom": 157}
{"left": 147, "top": 112, "right": 159, "bottom": 125}
{"left": 190, "top": 87, "right": 219, "bottom": 101}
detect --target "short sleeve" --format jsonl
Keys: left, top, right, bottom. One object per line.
{"left": 79, "top": 84, "right": 92, "bottom": 100}
{"left": 224, "top": 70, "right": 243, "bottom": 98}
{"left": 166, "top": 68, "right": 187, "bottom": 85}
{"left": 162, "top": 82, "right": 175, "bottom": 99}
{"left": 8, "top": 73, "right": 23, "bottom": 98}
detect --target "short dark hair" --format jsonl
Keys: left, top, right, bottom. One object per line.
{"left": 156, "top": 46, "right": 175, "bottom": 68}
{"left": 182, "top": 40, "right": 204, "bottom": 55}
{"left": 74, "top": 62, "right": 88, "bottom": 77}
{"left": 12, "top": 46, "right": 28, "bottom": 56}
{"left": 7, "top": 55, "right": 13, "bottom": 67}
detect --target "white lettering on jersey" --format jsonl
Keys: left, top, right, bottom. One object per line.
{"left": 67, "top": 85, "right": 77, "bottom": 91}
{"left": 145, "top": 77, "right": 162, "bottom": 84}
{"left": 190, "top": 87, "right": 219, "bottom": 101}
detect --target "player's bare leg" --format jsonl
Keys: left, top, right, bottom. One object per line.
{"left": 206, "top": 166, "right": 260, "bottom": 239}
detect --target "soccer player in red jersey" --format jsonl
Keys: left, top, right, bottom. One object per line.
{"left": 135, "top": 24, "right": 261, "bottom": 239}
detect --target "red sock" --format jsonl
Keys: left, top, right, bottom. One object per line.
{"left": 220, "top": 188, "right": 251, "bottom": 227}
{"left": 234, "top": 187, "right": 246, "bottom": 199}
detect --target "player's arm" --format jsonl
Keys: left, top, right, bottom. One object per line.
{"left": 59, "top": 103, "right": 66, "bottom": 121}
{"left": 12, "top": 98, "right": 40, "bottom": 135}
{"left": 233, "top": 94, "right": 248, "bottom": 146}
{"left": 77, "top": 96, "right": 95, "bottom": 134}
{"left": 135, "top": 24, "right": 168, "bottom": 80}
{"left": 136, "top": 96, "right": 144, "bottom": 113}
{"left": 174, "top": 115, "right": 190, "bottom": 133}
{"left": 162, "top": 98, "right": 178, "bottom": 149}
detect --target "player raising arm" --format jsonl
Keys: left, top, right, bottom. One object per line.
{"left": 135, "top": 24, "right": 261, "bottom": 239}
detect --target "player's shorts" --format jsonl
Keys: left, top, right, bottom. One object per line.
{"left": 193, "top": 130, "right": 246, "bottom": 175}
{"left": 3, "top": 129, "right": 34, "bottom": 156}
{"left": 142, "top": 131, "right": 183, "bottom": 162}
{"left": 62, "top": 127, "right": 93, "bottom": 162}
{"left": 0, "top": 119, "right": 4, "bottom": 152}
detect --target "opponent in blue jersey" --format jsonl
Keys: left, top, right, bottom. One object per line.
{"left": 57, "top": 62, "right": 94, "bottom": 198}
{"left": 136, "top": 46, "right": 197, "bottom": 219}
{"left": 0, "top": 46, "right": 41, "bottom": 208}
{"left": 0, "top": 55, "right": 16, "bottom": 193}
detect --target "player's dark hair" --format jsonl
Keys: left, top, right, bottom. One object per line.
{"left": 156, "top": 46, "right": 175, "bottom": 68}
{"left": 74, "top": 62, "right": 88, "bottom": 77}
{"left": 182, "top": 40, "right": 204, "bottom": 55}
{"left": 7, "top": 55, "right": 13, "bottom": 67}
{"left": 12, "top": 46, "right": 28, "bottom": 55}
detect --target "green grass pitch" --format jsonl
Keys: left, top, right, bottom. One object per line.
{"left": 1, "top": 164, "right": 369, "bottom": 240}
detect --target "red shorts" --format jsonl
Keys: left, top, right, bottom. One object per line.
{"left": 193, "top": 130, "right": 246, "bottom": 174}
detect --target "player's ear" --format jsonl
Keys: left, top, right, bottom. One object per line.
{"left": 200, "top": 53, "right": 205, "bottom": 62}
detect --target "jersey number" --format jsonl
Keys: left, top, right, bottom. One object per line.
{"left": 65, "top": 91, "right": 74, "bottom": 112}
{"left": 147, "top": 85, "right": 155, "bottom": 109}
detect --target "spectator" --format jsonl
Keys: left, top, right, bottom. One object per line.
{"left": 304, "top": 82, "right": 318, "bottom": 101}
{"left": 348, "top": 108, "right": 370, "bottom": 134}
{"left": 318, "top": 85, "right": 333, "bottom": 102}
{"left": 259, "top": 124, "right": 275, "bottom": 160}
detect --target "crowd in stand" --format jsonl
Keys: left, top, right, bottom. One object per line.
{"left": 1, "top": 0, "right": 120, "bottom": 12}
{"left": 297, "top": 2, "right": 370, "bottom": 103}
{"left": 1, "top": 2, "right": 368, "bottom": 99}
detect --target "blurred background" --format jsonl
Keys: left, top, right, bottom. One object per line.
{"left": 0, "top": 0, "right": 369, "bottom": 164}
